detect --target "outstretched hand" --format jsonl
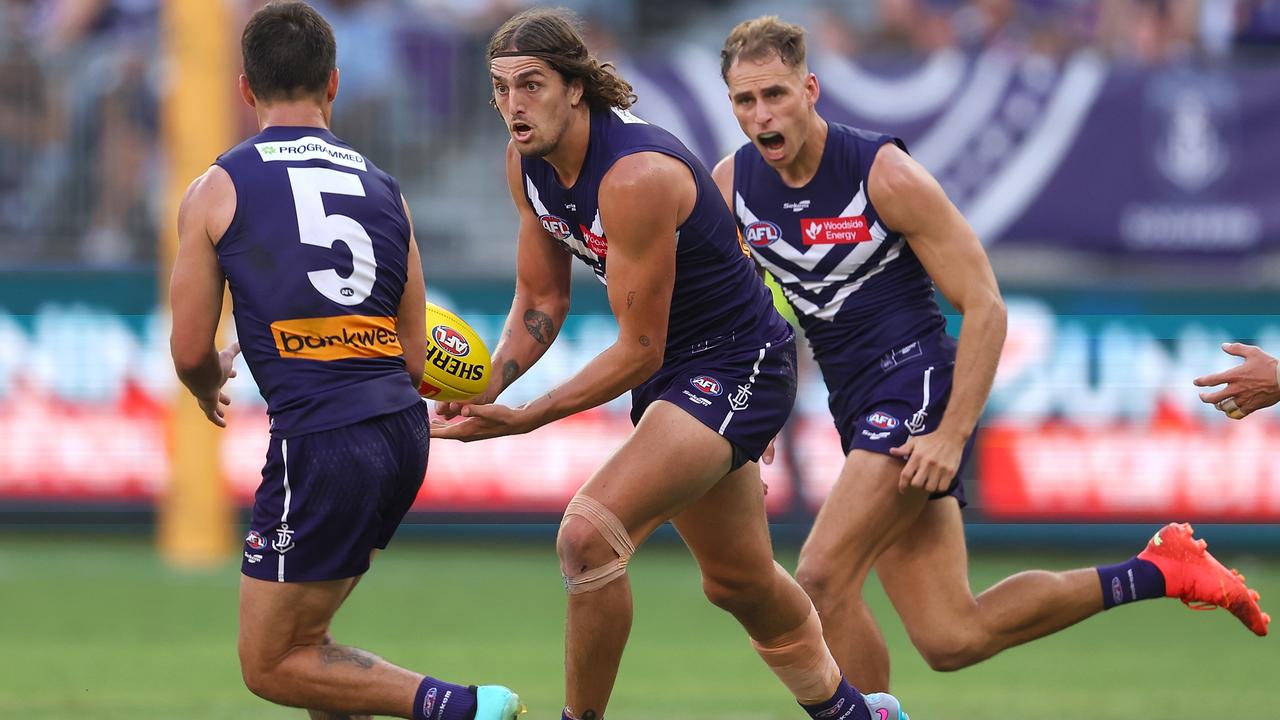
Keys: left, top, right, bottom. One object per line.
{"left": 1193, "top": 343, "right": 1280, "bottom": 419}
{"left": 430, "top": 402, "right": 538, "bottom": 442}
{"left": 434, "top": 381, "right": 502, "bottom": 421}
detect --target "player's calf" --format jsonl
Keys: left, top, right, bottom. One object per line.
{"left": 753, "top": 606, "right": 908, "bottom": 720}
{"left": 794, "top": 562, "right": 859, "bottom": 625}
{"left": 909, "top": 625, "right": 993, "bottom": 673}
{"left": 700, "top": 560, "right": 781, "bottom": 619}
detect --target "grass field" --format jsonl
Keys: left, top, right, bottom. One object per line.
{"left": 1, "top": 535, "right": 1275, "bottom": 719}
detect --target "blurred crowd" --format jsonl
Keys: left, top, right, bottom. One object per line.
{"left": 0, "top": 0, "right": 158, "bottom": 266}
{"left": 808, "top": 0, "right": 1280, "bottom": 63}
{"left": 0, "top": 0, "right": 1276, "bottom": 266}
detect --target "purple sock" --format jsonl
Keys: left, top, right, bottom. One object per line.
{"left": 799, "top": 678, "right": 870, "bottom": 720}
{"left": 1097, "top": 556, "right": 1166, "bottom": 610}
{"left": 413, "top": 676, "right": 476, "bottom": 720}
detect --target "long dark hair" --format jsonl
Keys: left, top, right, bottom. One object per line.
{"left": 487, "top": 8, "right": 637, "bottom": 111}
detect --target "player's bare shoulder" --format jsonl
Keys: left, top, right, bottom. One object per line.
{"left": 867, "top": 142, "right": 927, "bottom": 204}
{"left": 179, "top": 165, "right": 237, "bottom": 246}
{"left": 867, "top": 141, "right": 948, "bottom": 234}
{"left": 600, "top": 151, "right": 696, "bottom": 223}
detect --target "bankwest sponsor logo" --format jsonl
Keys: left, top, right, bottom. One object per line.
{"left": 801, "top": 215, "right": 871, "bottom": 245}
{"left": 255, "top": 136, "right": 367, "bottom": 171}
{"left": 271, "top": 315, "right": 401, "bottom": 360}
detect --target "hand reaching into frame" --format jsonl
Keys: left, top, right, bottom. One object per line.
{"left": 1193, "top": 343, "right": 1280, "bottom": 419}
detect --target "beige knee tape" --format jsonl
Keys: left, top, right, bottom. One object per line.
{"left": 750, "top": 606, "right": 842, "bottom": 704}
{"left": 561, "top": 495, "right": 635, "bottom": 595}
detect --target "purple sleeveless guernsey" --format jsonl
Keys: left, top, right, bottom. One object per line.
{"left": 520, "top": 107, "right": 788, "bottom": 360}
{"left": 733, "top": 122, "right": 972, "bottom": 504}
{"left": 214, "top": 126, "right": 422, "bottom": 438}
{"left": 732, "top": 123, "right": 945, "bottom": 376}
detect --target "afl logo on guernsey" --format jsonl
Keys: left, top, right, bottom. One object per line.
{"left": 539, "top": 214, "right": 573, "bottom": 242}
{"left": 744, "top": 220, "right": 782, "bottom": 248}
{"left": 867, "top": 411, "right": 899, "bottom": 429}
{"left": 432, "top": 325, "right": 471, "bottom": 357}
{"left": 690, "top": 375, "right": 723, "bottom": 396}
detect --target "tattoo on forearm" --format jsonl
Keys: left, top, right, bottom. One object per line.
{"left": 523, "top": 309, "right": 555, "bottom": 345}
{"left": 626, "top": 291, "right": 636, "bottom": 310}
{"left": 582, "top": 711, "right": 598, "bottom": 720}
{"left": 319, "top": 645, "right": 378, "bottom": 670}
{"left": 502, "top": 359, "right": 519, "bottom": 389}
{"left": 639, "top": 335, "right": 651, "bottom": 347}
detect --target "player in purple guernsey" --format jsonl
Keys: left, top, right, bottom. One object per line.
{"left": 169, "top": 4, "right": 522, "bottom": 720}
{"left": 432, "top": 9, "right": 906, "bottom": 720}
{"left": 714, "top": 15, "right": 1270, "bottom": 691}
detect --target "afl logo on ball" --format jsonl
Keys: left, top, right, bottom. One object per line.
{"left": 744, "top": 220, "right": 782, "bottom": 248}
{"left": 867, "top": 411, "right": 899, "bottom": 429}
{"left": 539, "top": 214, "right": 574, "bottom": 241}
{"left": 690, "top": 375, "right": 723, "bottom": 396}
{"left": 432, "top": 325, "right": 471, "bottom": 357}
{"left": 245, "top": 531, "right": 266, "bottom": 550}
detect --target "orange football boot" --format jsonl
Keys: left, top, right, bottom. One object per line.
{"left": 1138, "top": 522, "right": 1269, "bottom": 636}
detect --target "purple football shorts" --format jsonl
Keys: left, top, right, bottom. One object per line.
{"left": 824, "top": 330, "right": 972, "bottom": 506}
{"left": 242, "top": 402, "right": 429, "bottom": 582}
{"left": 632, "top": 326, "right": 797, "bottom": 468}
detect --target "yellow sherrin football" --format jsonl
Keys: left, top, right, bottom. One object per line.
{"left": 418, "top": 302, "right": 491, "bottom": 402}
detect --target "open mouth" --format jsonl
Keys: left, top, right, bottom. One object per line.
{"left": 511, "top": 121, "right": 534, "bottom": 142}
{"left": 757, "top": 131, "right": 785, "bottom": 157}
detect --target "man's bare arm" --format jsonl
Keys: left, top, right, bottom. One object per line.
{"left": 170, "top": 166, "right": 239, "bottom": 427}
{"left": 515, "top": 151, "right": 683, "bottom": 426}
{"left": 397, "top": 196, "right": 427, "bottom": 388}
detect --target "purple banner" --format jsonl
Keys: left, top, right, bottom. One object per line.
{"left": 623, "top": 48, "right": 1280, "bottom": 254}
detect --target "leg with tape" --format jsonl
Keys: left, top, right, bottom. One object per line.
{"left": 560, "top": 495, "right": 635, "bottom": 595}
{"left": 751, "top": 605, "right": 841, "bottom": 704}
{"left": 557, "top": 494, "right": 638, "bottom": 720}
{"left": 752, "top": 606, "right": 908, "bottom": 720}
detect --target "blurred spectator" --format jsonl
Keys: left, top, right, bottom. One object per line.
{"left": 1233, "top": 0, "right": 1280, "bottom": 46}
{"left": 1, "top": 0, "right": 1277, "bottom": 270}
{"left": 0, "top": 0, "right": 53, "bottom": 263}
{"left": 866, "top": 0, "right": 954, "bottom": 55}
{"left": 1094, "top": 0, "right": 1199, "bottom": 64}
{"left": 32, "top": 0, "right": 159, "bottom": 265}
{"left": 311, "top": 0, "right": 402, "bottom": 167}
